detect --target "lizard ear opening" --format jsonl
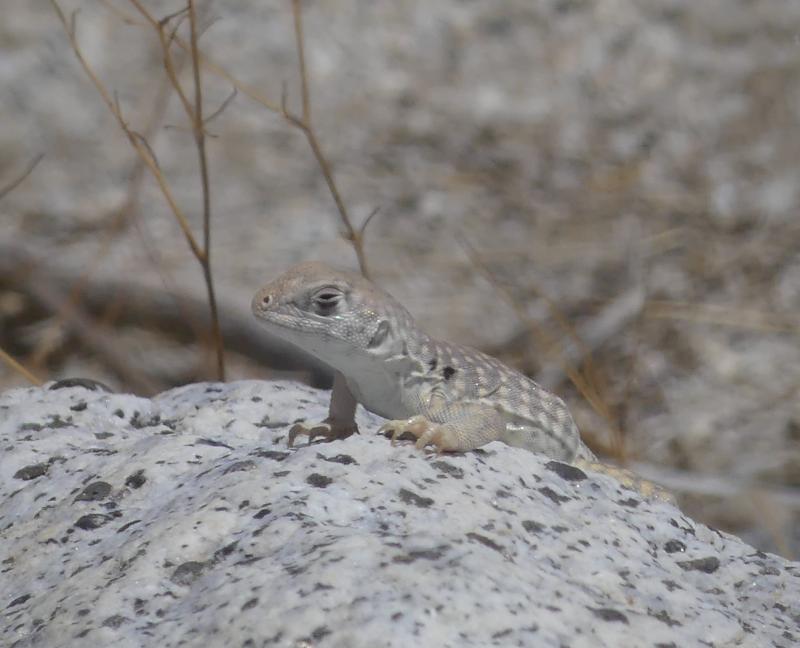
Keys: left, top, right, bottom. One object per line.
{"left": 368, "top": 319, "right": 391, "bottom": 348}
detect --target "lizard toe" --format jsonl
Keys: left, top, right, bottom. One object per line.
{"left": 414, "top": 427, "right": 439, "bottom": 450}
{"left": 415, "top": 424, "right": 458, "bottom": 453}
{"left": 377, "top": 420, "right": 405, "bottom": 445}
{"left": 288, "top": 422, "right": 322, "bottom": 447}
{"left": 380, "top": 416, "right": 434, "bottom": 446}
{"left": 288, "top": 420, "right": 358, "bottom": 447}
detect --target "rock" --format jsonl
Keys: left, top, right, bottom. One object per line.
{"left": 1, "top": 380, "right": 797, "bottom": 647}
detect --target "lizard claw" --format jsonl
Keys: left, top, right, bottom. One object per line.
{"left": 379, "top": 416, "right": 446, "bottom": 451}
{"left": 288, "top": 420, "right": 358, "bottom": 448}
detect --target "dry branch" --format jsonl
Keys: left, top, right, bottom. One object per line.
{"left": 0, "top": 347, "right": 42, "bottom": 386}
{"left": 125, "top": 0, "right": 225, "bottom": 379}
{"left": 50, "top": 0, "right": 226, "bottom": 379}
{"left": 187, "top": 0, "right": 224, "bottom": 379}
{"left": 3, "top": 246, "right": 159, "bottom": 393}
{"left": 0, "top": 154, "right": 44, "bottom": 202}
{"left": 166, "top": 0, "right": 373, "bottom": 276}
{"left": 0, "top": 244, "right": 332, "bottom": 389}
{"left": 26, "top": 74, "right": 176, "bottom": 374}
{"left": 645, "top": 300, "right": 800, "bottom": 334}
{"left": 0, "top": 153, "right": 45, "bottom": 385}
{"left": 51, "top": 1, "right": 200, "bottom": 257}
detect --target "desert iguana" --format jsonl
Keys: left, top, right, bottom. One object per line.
{"left": 252, "top": 262, "right": 669, "bottom": 498}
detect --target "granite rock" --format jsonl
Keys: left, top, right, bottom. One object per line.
{"left": 1, "top": 381, "right": 797, "bottom": 647}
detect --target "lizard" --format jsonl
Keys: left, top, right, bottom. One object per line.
{"left": 251, "top": 261, "right": 670, "bottom": 499}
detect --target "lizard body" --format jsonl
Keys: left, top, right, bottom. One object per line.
{"left": 251, "top": 262, "right": 596, "bottom": 463}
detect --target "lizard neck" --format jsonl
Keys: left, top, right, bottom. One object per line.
{"left": 336, "top": 308, "right": 431, "bottom": 419}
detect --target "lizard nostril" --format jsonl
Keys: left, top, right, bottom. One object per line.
{"left": 262, "top": 294, "right": 272, "bottom": 307}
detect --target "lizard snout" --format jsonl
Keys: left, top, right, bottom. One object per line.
{"left": 251, "top": 287, "right": 274, "bottom": 316}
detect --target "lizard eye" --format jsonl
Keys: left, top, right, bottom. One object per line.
{"left": 311, "top": 287, "right": 343, "bottom": 315}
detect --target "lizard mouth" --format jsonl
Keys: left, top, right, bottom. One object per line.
{"left": 253, "top": 305, "right": 328, "bottom": 338}
{"left": 254, "top": 307, "right": 301, "bottom": 329}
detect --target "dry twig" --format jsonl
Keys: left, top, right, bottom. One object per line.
{"left": 0, "top": 155, "right": 44, "bottom": 386}
{"left": 3, "top": 245, "right": 158, "bottom": 392}
{"left": 0, "top": 154, "right": 43, "bottom": 202}
{"left": 0, "top": 243, "right": 333, "bottom": 388}
{"left": 0, "top": 347, "right": 43, "bottom": 387}
{"left": 167, "top": 0, "right": 374, "bottom": 276}
{"left": 51, "top": 1, "right": 198, "bottom": 254}
{"left": 50, "top": 0, "right": 226, "bottom": 380}
{"left": 277, "top": 0, "right": 371, "bottom": 276}
{"left": 187, "top": 0, "right": 224, "bottom": 379}
{"left": 645, "top": 300, "right": 800, "bottom": 334}
{"left": 26, "top": 72, "right": 179, "bottom": 375}
{"left": 126, "top": 0, "right": 225, "bottom": 379}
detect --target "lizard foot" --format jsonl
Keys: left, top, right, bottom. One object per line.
{"left": 288, "top": 419, "right": 358, "bottom": 447}
{"left": 379, "top": 416, "right": 450, "bottom": 452}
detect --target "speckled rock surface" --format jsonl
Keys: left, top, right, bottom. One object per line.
{"left": 1, "top": 380, "right": 797, "bottom": 647}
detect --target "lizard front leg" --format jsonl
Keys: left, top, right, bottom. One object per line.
{"left": 379, "top": 399, "right": 506, "bottom": 452}
{"left": 289, "top": 371, "right": 359, "bottom": 446}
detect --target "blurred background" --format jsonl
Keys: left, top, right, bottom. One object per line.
{"left": 1, "top": 0, "right": 798, "bottom": 556}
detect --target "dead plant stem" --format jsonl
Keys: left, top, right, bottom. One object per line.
{"left": 168, "top": 5, "right": 373, "bottom": 275}
{"left": 287, "top": 0, "right": 369, "bottom": 276}
{"left": 52, "top": 0, "right": 226, "bottom": 381}
{"left": 0, "top": 347, "right": 43, "bottom": 386}
{"left": 50, "top": 1, "right": 202, "bottom": 259}
{"left": 188, "top": 0, "right": 224, "bottom": 379}
{"left": 0, "top": 154, "right": 44, "bottom": 202}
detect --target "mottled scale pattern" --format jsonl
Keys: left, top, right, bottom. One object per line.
{"left": 409, "top": 335, "right": 593, "bottom": 461}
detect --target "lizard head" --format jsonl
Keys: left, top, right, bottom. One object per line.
{"left": 251, "top": 262, "right": 412, "bottom": 366}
